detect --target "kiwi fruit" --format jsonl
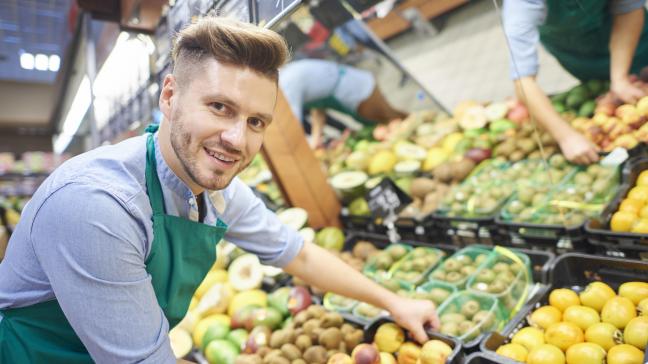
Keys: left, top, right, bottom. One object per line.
{"left": 441, "top": 313, "right": 466, "bottom": 324}
{"left": 492, "top": 262, "right": 510, "bottom": 274}
{"left": 475, "top": 269, "right": 495, "bottom": 284}
{"left": 458, "top": 320, "right": 479, "bottom": 339}
{"left": 303, "top": 346, "right": 327, "bottom": 364}
{"left": 431, "top": 270, "right": 446, "bottom": 281}
{"left": 429, "top": 288, "right": 451, "bottom": 305}
{"left": 460, "top": 300, "right": 481, "bottom": 319}
{"left": 460, "top": 266, "right": 477, "bottom": 276}
{"left": 440, "top": 322, "right": 459, "bottom": 336}
{"left": 488, "top": 280, "right": 507, "bottom": 294}
{"left": 294, "top": 335, "right": 312, "bottom": 352}
{"left": 318, "top": 327, "right": 342, "bottom": 350}
{"left": 280, "top": 344, "right": 301, "bottom": 361}
{"left": 455, "top": 255, "right": 473, "bottom": 266}
{"left": 475, "top": 254, "right": 488, "bottom": 265}
{"left": 387, "top": 245, "right": 407, "bottom": 260}
{"left": 445, "top": 271, "right": 463, "bottom": 283}
{"left": 472, "top": 310, "right": 496, "bottom": 329}
{"left": 443, "top": 258, "right": 461, "bottom": 272}
{"left": 496, "top": 271, "right": 515, "bottom": 285}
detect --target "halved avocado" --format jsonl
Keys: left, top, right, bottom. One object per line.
{"left": 330, "top": 171, "right": 368, "bottom": 203}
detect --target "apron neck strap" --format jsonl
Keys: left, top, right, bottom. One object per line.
{"left": 145, "top": 133, "right": 167, "bottom": 215}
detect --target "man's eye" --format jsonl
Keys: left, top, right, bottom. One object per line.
{"left": 249, "top": 118, "right": 265, "bottom": 130}
{"left": 211, "top": 102, "right": 226, "bottom": 112}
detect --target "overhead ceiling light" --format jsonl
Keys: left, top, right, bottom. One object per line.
{"left": 49, "top": 55, "right": 60, "bottom": 72}
{"left": 35, "top": 53, "right": 48, "bottom": 71}
{"left": 20, "top": 52, "right": 34, "bottom": 70}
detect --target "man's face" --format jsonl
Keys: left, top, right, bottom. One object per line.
{"left": 162, "top": 59, "right": 276, "bottom": 191}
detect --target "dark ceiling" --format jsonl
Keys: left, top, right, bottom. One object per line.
{"left": 0, "top": 0, "right": 74, "bottom": 84}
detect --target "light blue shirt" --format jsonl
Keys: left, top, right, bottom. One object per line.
{"left": 0, "top": 133, "right": 304, "bottom": 363}
{"left": 503, "top": 0, "right": 645, "bottom": 79}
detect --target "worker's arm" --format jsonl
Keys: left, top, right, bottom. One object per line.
{"left": 502, "top": 0, "right": 598, "bottom": 164}
{"left": 308, "top": 108, "right": 326, "bottom": 149}
{"left": 610, "top": 5, "right": 645, "bottom": 103}
{"left": 515, "top": 77, "right": 599, "bottom": 164}
{"left": 283, "top": 241, "right": 440, "bottom": 343}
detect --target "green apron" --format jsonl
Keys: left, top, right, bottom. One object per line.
{"left": 539, "top": 0, "right": 648, "bottom": 81}
{"left": 0, "top": 130, "right": 228, "bottom": 363}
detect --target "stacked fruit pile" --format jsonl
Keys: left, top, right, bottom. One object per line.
{"left": 369, "top": 321, "right": 454, "bottom": 364}
{"left": 610, "top": 170, "right": 648, "bottom": 233}
{"left": 495, "top": 282, "right": 648, "bottom": 364}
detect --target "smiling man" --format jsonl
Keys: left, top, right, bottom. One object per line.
{"left": 0, "top": 17, "right": 439, "bottom": 363}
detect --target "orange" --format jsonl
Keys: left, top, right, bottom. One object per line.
{"left": 607, "top": 344, "right": 644, "bottom": 364}
{"left": 639, "top": 205, "right": 648, "bottom": 218}
{"left": 527, "top": 344, "right": 566, "bottom": 364}
{"left": 549, "top": 289, "right": 581, "bottom": 312}
{"left": 585, "top": 322, "right": 623, "bottom": 351}
{"left": 610, "top": 211, "right": 637, "bottom": 232}
{"left": 601, "top": 297, "right": 637, "bottom": 329}
{"left": 563, "top": 306, "right": 600, "bottom": 331}
{"left": 545, "top": 322, "right": 584, "bottom": 351}
{"left": 636, "top": 170, "right": 648, "bottom": 186}
{"left": 631, "top": 218, "right": 648, "bottom": 234}
{"left": 627, "top": 186, "right": 648, "bottom": 202}
{"left": 496, "top": 343, "right": 528, "bottom": 362}
{"left": 530, "top": 306, "right": 562, "bottom": 330}
{"left": 579, "top": 282, "right": 616, "bottom": 313}
{"left": 618, "top": 198, "right": 644, "bottom": 214}
{"left": 565, "top": 342, "right": 606, "bottom": 364}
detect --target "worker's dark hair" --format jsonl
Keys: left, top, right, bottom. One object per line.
{"left": 171, "top": 16, "right": 289, "bottom": 84}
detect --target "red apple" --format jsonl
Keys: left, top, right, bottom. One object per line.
{"left": 287, "top": 286, "right": 312, "bottom": 315}
{"left": 351, "top": 343, "right": 380, "bottom": 364}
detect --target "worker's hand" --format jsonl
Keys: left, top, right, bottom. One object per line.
{"left": 558, "top": 130, "right": 600, "bottom": 165}
{"left": 388, "top": 296, "right": 440, "bottom": 344}
{"left": 611, "top": 76, "right": 645, "bottom": 104}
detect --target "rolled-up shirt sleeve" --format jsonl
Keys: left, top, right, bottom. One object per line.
{"left": 222, "top": 178, "right": 304, "bottom": 268}
{"left": 610, "top": 0, "right": 645, "bottom": 15}
{"left": 502, "top": 0, "right": 547, "bottom": 79}
{"left": 30, "top": 183, "right": 175, "bottom": 364}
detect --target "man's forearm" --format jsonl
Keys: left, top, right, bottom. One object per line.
{"left": 283, "top": 242, "right": 400, "bottom": 311}
{"left": 515, "top": 77, "right": 575, "bottom": 143}
{"left": 610, "top": 8, "right": 644, "bottom": 82}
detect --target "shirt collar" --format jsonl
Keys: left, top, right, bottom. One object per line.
{"left": 153, "top": 132, "right": 194, "bottom": 202}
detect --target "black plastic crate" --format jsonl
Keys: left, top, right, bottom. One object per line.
{"left": 464, "top": 352, "right": 502, "bottom": 364}
{"left": 481, "top": 253, "right": 648, "bottom": 363}
{"left": 339, "top": 211, "right": 382, "bottom": 234}
{"left": 496, "top": 215, "right": 591, "bottom": 254}
{"left": 587, "top": 156, "right": 648, "bottom": 261}
{"left": 394, "top": 216, "right": 430, "bottom": 241}
{"left": 343, "top": 231, "right": 459, "bottom": 257}
{"left": 432, "top": 213, "right": 503, "bottom": 247}
{"left": 364, "top": 317, "right": 463, "bottom": 364}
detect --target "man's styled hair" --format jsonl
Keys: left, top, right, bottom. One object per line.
{"left": 171, "top": 17, "right": 289, "bottom": 85}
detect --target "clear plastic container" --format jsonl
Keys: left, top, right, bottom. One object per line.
{"left": 437, "top": 290, "right": 506, "bottom": 342}
{"left": 467, "top": 249, "right": 532, "bottom": 315}
{"left": 415, "top": 279, "right": 459, "bottom": 306}
{"left": 323, "top": 293, "right": 358, "bottom": 313}
{"left": 428, "top": 246, "right": 491, "bottom": 290}
{"left": 388, "top": 246, "right": 446, "bottom": 285}
{"left": 362, "top": 243, "right": 412, "bottom": 280}
{"left": 351, "top": 302, "right": 388, "bottom": 322}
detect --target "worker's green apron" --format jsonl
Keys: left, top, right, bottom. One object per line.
{"left": 0, "top": 129, "right": 228, "bottom": 363}
{"left": 539, "top": 0, "right": 648, "bottom": 81}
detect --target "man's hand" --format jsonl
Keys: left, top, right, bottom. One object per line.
{"left": 558, "top": 130, "right": 600, "bottom": 165}
{"left": 611, "top": 76, "right": 645, "bottom": 104}
{"left": 387, "top": 296, "right": 440, "bottom": 344}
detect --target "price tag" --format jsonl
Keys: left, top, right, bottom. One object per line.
{"left": 601, "top": 147, "right": 629, "bottom": 167}
{"left": 366, "top": 178, "right": 412, "bottom": 219}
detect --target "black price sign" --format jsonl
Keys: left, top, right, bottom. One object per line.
{"left": 366, "top": 178, "right": 412, "bottom": 219}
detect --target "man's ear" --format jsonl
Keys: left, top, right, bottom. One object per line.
{"left": 159, "top": 74, "right": 176, "bottom": 119}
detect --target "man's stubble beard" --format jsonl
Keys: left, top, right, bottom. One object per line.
{"left": 169, "top": 115, "right": 253, "bottom": 191}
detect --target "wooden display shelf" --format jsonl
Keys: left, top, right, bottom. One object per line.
{"left": 367, "top": 0, "right": 468, "bottom": 40}
{"left": 261, "top": 91, "right": 341, "bottom": 228}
